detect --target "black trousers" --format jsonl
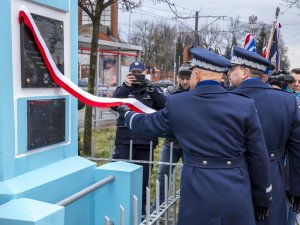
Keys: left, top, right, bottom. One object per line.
{"left": 113, "top": 144, "right": 154, "bottom": 213}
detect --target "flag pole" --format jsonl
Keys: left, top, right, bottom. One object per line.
{"left": 266, "top": 7, "right": 280, "bottom": 59}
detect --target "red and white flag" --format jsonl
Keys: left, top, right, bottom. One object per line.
{"left": 243, "top": 33, "right": 257, "bottom": 53}
{"left": 19, "top": 7, "right": 155, "bottom": 114}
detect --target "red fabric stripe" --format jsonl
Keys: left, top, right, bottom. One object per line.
{"left": 243, "top": 34, "right": 251, "bottom": 48}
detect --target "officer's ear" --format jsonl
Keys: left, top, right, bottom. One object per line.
{"left": 242, "top": 67, "right": 251, "bottom": 79}
{"left": 261, "top": 74, "right": 268, "bottom": 83}
{"left": 194, "top": 68, "right": 202, "bottom": 82}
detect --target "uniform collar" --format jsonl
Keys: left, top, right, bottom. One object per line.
{"left": 196, "top": 80, "right": 220, "bottom": 87}
{"left": 194, "top": 80, "right": 226, "bottom": 94}
{"left": 237, "top": 78, "right": 271, "bottom": 89}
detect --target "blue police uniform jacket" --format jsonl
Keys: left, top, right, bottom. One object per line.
{"left": 113, "top": 84, "right": 165, "bottom": 146}
{"left": 124, "top": 81, "right": 272, "bottom": 225}
{"left": 232, "top": 79, "right": 300, "bottom": 225}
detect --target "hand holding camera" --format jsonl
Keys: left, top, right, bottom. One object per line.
{"left": 124, "top": 72, "right": 154, "bottom": 92}
{"left": 124, "top": 74, "right": 137, "bottom": 87}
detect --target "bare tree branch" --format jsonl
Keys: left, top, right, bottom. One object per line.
{"left": 283, "top": 0, "right": 300, "bottom": 8}
{"left": 78, "top": 0, "right": 94, "bottom": 20}
{"left": 119, "top": 0, "right": 144, "bottom": 11}
{"left": 88, "top": 0, "right": 95, "bottom": 15}
{"left": 103, "top": 0, "right": 115, "bottom": 10}
{"left": 130, "top": 19, "right": 176, "bottom": 70}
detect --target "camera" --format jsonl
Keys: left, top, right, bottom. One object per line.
{"left": 268, "top": 70, "right": 294, "bottom": 90}
{"left": 132, "top": 74, "right": 145, "bottom": 85}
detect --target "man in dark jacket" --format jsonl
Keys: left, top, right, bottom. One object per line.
{"left": 118, "top": 48, "right": 272, "bottom": 225}
{"left": 229, "top": 46, "right": 300, "bottom": 225}
{"left": 112, "top": 61, "right": 165, "bottom": 213}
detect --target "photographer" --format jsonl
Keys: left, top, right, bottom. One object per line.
{"left": 112, "top": 61, "right": 165, "bottom": 214}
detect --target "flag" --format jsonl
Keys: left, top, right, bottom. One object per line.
{"left": 262, "top": 47, "right": 267, "bottom": 58}
{"left": 243, "top": 33, "right": 257, "bottom": 53}
{"left": 262, "top": 46, "right": 271, "bottom": 74}
{"left": 269, "top": 22, "right": 281, "bottom": 70}
{"left": 19, "top": 7, "right": 156, "bottom": 114}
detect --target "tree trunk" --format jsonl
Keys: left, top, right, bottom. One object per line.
{"left": 83, "top": 1, "right": 102, "bottom": 155}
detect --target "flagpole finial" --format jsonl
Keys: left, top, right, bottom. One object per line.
{"left": 275, "top": 7, "right": 280, "bottom": 19}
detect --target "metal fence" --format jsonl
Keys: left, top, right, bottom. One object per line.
{"left": 87, "top": 141, "right": 183, "bottom": 225}
{"left": 82, "top": 139, "right": 300, "bottom": 225}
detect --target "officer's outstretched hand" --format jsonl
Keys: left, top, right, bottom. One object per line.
{"left": 288, "top": 193, "right": 300, "bottom": 213}
{"left": 254, "top": 206, "right": 269, "bottom": 221}
{"left": 117, "top": 104, "right": 131, "bottom": 118}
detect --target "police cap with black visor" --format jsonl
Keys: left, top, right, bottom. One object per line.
{"left": 189, "top": 47, "right": 231, "bottom": 73}
{"left": 230, "top": 46, "right": 273, "bottom": 73}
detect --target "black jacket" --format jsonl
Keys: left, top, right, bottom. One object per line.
{"left": 113, "top": 83, "right": 166, "bottom": 146}
{"left": 164, "top": 85, "right": 189, "bottom": 149}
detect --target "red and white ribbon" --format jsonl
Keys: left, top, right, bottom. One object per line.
{"left": 18, "top": 7, "right": 155, "bottom": 114}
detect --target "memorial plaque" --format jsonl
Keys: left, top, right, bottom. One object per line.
{"left": 20, "top": 14, "right": 64, "bottom": 88}
{"left": 27, "top": 98, "right": 65, "bottom": 150}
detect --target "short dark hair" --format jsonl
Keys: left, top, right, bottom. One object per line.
{"left": 291, "top": 68, "right": 300, "bottom": 74}
{"left": 239, "top": 65, "right": 264, "bottom": 78}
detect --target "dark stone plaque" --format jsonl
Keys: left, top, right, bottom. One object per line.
{"left": 27, "top": 98, "right": 65, "bottom": 150}
{"left": 20, "top": 14, "right": 64, "bottom": 88}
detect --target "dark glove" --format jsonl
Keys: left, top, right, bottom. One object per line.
{"left": 287, "top": 192, "right": 300, "bottom": 213}
{"left": 143, "top": 79, "right": 154, "bottom": 93}
{"left": 117, "top": 104, "right": 131, "bottom": 118}
{"left": 254, "top": 206, "right": 269, "bottom": 221}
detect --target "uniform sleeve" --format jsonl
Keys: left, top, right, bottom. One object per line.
{"left": 245, "top": 101, "right": 272, "bottom": 207}
{"left": 286, "top": 96, "right": 300, "bottom": 197}
{"left": 124, "top": 107, "right": 175, "bottom": 138}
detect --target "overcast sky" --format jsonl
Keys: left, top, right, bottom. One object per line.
{"left": 118, "top": 0, "right": 300, "bottom": 69}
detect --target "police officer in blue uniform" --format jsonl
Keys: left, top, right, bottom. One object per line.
{"left": 112, "top": 61, "right": 166, "bottom": 214}
{"left": 118, "top": 48, "right": 272, "bottom": 225}
{"left": 229, "top": 46, "right": 300, "bottom": 225}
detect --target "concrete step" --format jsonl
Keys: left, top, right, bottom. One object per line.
{"left": 0, "top": 156, "right": 96, "bottom": 205}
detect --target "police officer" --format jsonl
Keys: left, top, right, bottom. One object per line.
{"left": 118, "top": 48, "right": 272, "bottom": 225}
{"left": 229, "top": 46, "right": 300, "bottom": 225}
{"left": 112, "top": 61, "right": 165, "bottom": 214}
